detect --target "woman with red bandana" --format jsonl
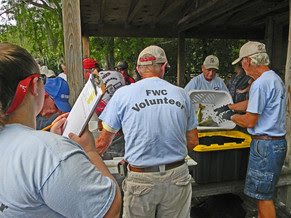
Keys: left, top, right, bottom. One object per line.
{"left": 0, "top": 43, "right": 121, "bottom": 217}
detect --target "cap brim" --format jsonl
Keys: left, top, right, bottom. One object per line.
{"left": 232, "top": 57, "right": 241, "bottom": 65}
{"left": 205, "top": 66, "right": 219, "bottom": 70}
{"left": 55, "top": 100, "right": 71, "bottom": 112}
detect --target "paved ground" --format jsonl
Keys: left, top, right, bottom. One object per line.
{"left": 190, "top": 193, "right": 291, "bottom": 218}
{"left": 240, "top": 194, "right": 291, "bottom": 218}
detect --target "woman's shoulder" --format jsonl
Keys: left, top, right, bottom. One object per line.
{"left": 2, "top": 124, "right": 85, "bottom": 161}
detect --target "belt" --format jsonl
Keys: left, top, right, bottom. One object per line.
{"left": 128, "top": 160, "right": 185, "bottom": 173}
{"left": 252, "top": 135, "right": 285, "bottom": 140}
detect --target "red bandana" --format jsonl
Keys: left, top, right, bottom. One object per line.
{"left": 5, "top": 74, "right": 40, "bottom": 114}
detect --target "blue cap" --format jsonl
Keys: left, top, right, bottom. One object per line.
{"left": 45, "top": 77, "right": 71, "bottom": 112}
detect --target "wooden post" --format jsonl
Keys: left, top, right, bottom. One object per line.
{"left": 265, "top": 17, "right": 274, "bottom": 65}
{"left": 177, "top": 32, "right": 185, "bottom": 87}
{"left": 62, "top": 0, "right": 83, "bottom": 105}
{"left": 82, "top": 34, "right": 90, "bottom": 59}
{"left": 273, "top": 23, "right": 283, "bottom": 76}
{"left": 285, "top": 0, "right": 291, "bottom": 167}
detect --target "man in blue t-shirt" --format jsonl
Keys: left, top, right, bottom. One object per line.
{"left": 184, "top": 55, "right": 228, "bottom": 93}
{"left": 215, "top": 41, "right": 287, "bottom": 218}
{"left": 95, "top": 45, "right": 199, "bottom": 217}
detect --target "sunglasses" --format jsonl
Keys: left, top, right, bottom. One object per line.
{"left": 5, "top": 74, "right": 44, "bottom": 114}
{"left": 39, "top": 74, "right": 46, "bottom": 85}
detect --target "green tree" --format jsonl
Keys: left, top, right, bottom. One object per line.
{"left": 0, "top": 0, "right": 63, "bottom": 73}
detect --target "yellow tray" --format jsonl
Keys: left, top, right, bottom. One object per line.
{"left": 194, "top": 130, "right": 251, "bottom": 152}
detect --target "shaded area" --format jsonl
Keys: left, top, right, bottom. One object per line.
{"left": 191, "top": 193, "right": 246, "bottom": 218}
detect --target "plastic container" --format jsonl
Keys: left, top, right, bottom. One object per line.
{"left": 189, "top": 130, "right": 252, "bottom": 184}
{"left": 189, "top": 90, "right": 236, "bottom": 130}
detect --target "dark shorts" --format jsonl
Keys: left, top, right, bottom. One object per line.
{"left": 244, "top": 138, "right": 287, "bottom": 200}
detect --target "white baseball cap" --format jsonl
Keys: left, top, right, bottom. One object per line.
{"left": 232, "top": 41, "right": 266, "bottom": 65}
{"left": 137, "top": 45, "right": 168, "bottom": 66}
{"left": 203, "top": 55, "right": 219, "bottom": 70}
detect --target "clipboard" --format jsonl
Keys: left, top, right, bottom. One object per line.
{"left": 62, "top": 70, "right": 106, "bottom": 137}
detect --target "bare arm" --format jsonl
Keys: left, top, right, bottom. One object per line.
{"left": 228, "top": 100, "right": 249, "bottom": 112}
{"left": 186, "top": 128, "right": 199, "bottom": 151}
{"left": 69, "top": 128, "right": 121, "bottom": 218}
{"left": 231, "top": 112, "right": 259, "bottom": 128}
{"left": 95, "top": 128, "right": 115, "bottom": 155}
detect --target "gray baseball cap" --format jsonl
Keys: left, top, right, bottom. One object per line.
{"left": 232, "top": 41, "right": 266, "bottom": 65}
{"left": 137, "top": 45, "right": 168, "bottom": 66}
{"left": 203, "top": 55, "right": 219, "bottom": 70}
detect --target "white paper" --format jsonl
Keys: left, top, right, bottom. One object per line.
{"left": 62, "top": 73, "right": 104, "bottom": 137}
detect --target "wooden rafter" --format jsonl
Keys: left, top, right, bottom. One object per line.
{"left": 126, "top": 0, "right": 146, "bottom": 24}
{"left": 178, "top": 0, "right": 251, "bottom": 32}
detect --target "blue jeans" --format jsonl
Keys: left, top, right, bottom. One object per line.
{"left": 244, "top": 138, "right": 287, "bottom": 200}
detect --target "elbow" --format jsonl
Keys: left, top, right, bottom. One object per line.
{"left": 244, "top": 119, "right": 257, "bottom": 128}
{"left": 193, "top": 139, "right": 199, "bottom": 148}
{"left": 104, "top": 186, "right": 122, "bottom": 218}
{"left": 188, "top": 139, "right": 199, "bottom": 151}
{"left": 245, "top": 123, "right": 255, "bottom": 128}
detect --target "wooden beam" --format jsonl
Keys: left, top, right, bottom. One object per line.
{"left": 84, "top": 23, "right": 265, "bottom": 39}
{"left": 98, "top": 0, "right": 106, "bottom": 26}
{"left": 273, "top": 23, "right": 284, "bottom": 76}
{"left": 178, "top": 0, "right": 219, "bottom": 26}
{"left": 207, "top": 0, "right": 258, "bottom": 25}
{"left": 127, "top": 0, "right": 146, "bottom": 24}
{"left": 185, "top": 26, "right": 265, "bottom": 40}
{"left": 177, "top": 32, "right": 185, "bottom": 87}
{"left": 178, "top": 0, "right": 250, "bottom": 32}
{"left": 285, "top": 0, "right": 291, "bottom": 167}
{"left": 234, "top": 1, "right": 289, "bottom": 25}
{"left": 82, "top": 34, "right": 90, "bottom": 59}
{"left": 265, "top": 17, "right": 274, "bottom": 62}
{"left": 125, "top": 0, "right": 139, "bottom": 27}
{"left": 156, "top": 0, "right": 187, "bottom": 21}
{"left": 62, "top": 0, "right": 83, "bottom": 104}
{"left": 87, "top": 24, "right": 179, "bottom": 38}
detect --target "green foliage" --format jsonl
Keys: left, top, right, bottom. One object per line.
{"left": 0, "top": 0, "right": 64, "bottom": 73}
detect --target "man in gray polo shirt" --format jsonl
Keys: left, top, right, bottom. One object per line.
{"left": 184, "top": 55, "right": 228, "bottom": 93}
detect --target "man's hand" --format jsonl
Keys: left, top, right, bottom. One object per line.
{"left": 222, "top": 110, "right": 235, "bottom": 120}
{"left": 214, "top": 105, "right": 230, "bottom": 115}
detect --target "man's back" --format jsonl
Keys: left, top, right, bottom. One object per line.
{"left": 100, "top": 77, "right": 197, "bottom": 167}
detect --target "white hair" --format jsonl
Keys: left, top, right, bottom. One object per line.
{"left": 249, "top": 53, "right": 270, "bottom": 66}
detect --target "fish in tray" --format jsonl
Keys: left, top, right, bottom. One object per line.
{"left": 196, "top": 104, "right": 205, "bottom": 123}
{"left": 198, "top": 116, "right": 219, "bottom": 127}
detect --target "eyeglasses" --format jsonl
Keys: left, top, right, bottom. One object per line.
{"left": 39, "top": 74, "right": 46, "bottom": 85}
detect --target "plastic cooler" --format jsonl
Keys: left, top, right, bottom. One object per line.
{"left": 189, "top": 130, "right": 251, "bottom": 184}
{"left": 189, "top": 90, "right": 236, "bottom": 130}
{"left": 188, "top": 90, "right": 251, "bottom": 184}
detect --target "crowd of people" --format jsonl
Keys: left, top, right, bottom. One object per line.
{"left": 0, "top": 41, "right": 287, "bottom": 218}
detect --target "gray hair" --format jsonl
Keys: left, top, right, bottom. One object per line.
{"left": 139, "top": 64, "right": 161, "bottom": 74}
{"left": 249, "top": 53, "right": 270, "bottom": 66}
